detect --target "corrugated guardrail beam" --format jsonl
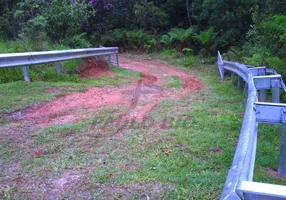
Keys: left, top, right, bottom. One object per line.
{"left": 0, "top": 47, "right": 119, "bottom": 82}
{"left": 218, "top": 51, "right": 286, "bottom": 199}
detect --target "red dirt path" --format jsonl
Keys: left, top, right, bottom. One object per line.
{"left": 79, "top": 57, "right": 113, "bottom": 78}
{"left": 25, "top": 54, "right": 204, "bottom": 126}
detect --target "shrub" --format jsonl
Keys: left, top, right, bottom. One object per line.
{"left": 193, "top": 27, "right": 215, "bottom": 56}
{"left": 64, "top": 33, "right": 91, "bottom": 49}
{"left": 184, "top": 56, "right": 195, "bottom": 67}
{"left": 134, "top": 2, "right": 168, "bottom": 34}
{"left": 266, "top": 57, "right": 286, "bottom": 78}
{"left": 99, "top": 29, "right": 157, "bottom": 52}
{"left": 41, "top": 1, "right": 94, "bottom": 42}
{"left": 160, "top": 27, "right": 195, "bottom": 51}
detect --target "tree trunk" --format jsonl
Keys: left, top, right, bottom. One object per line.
{"left": 192, "top": 0, "right": 195, "bottom": 17}
{"left": 186, "top": 0, "right": 192, "bottom": 26}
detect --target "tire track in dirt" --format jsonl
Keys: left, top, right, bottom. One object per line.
{"left": 23, "top": 54, "right": 204, "bottom": 127}
{"left": 0, "top": 55, "right": 204, "bottom": 198}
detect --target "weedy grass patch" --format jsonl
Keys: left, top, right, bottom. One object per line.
{"left": 165, "top": 75, "right": 184, "bottom": 88}
{"left": 0, "top": 66, "right": 141, "bottom": 115}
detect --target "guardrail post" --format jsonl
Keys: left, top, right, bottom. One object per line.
{"left": 244, "top": 83, "right": 248, "bottom": 94}
{"left": 22, "top": 66, "right": 30, "bottom": 82}
{"left": 238, "top": 76, "right": 242, "bottom": 88}
{"left": 55, "top": 62, "right": 61, "bottom": 74}
{"left": 231, "top": 72, "right": 235, "bottom": 81}
{"left": 260, "top": 90, "right": 267, "bottom": 102}
{"left": 279, "top": 111, "right": 286, "bottom": 177}
{"left": 116, "top": 51, "right": 119, "bottom": 66}
{"left": 107, "top": 55, "right": 111, "bottom": 66}
{"left": 271, "top": 79, "right": 280, "bottom": 103}
{"left": 259, "top": 69, "right": 267, "bottom": 101}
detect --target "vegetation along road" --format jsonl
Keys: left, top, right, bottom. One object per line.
{"left": 0, "top": 54, "right": 285, "bottom": 199}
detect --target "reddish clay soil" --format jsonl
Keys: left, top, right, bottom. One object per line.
{"left": 24, "top": 54, "right": 204, "bottom": 126}
{"left": 79, "top": 57, "right": 113, "bottom": 78}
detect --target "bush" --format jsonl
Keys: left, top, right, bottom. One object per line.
{"left": 41, "top": 1, "right": 94, "bottom": 42}
{"left": 183, "top": 50, "right": 195, "bottom": 67}
{"left": 193, "top": 27, "right": 215, "bottom": 56}
{"left": 243, "top": 53, "right": 265, "bottom": 67}
{"left": 64, "top": 33, "right": 91, "bottom": 49}
{"left": 266, "top": 57, "right": 286, "bottom": 78}
{"left": 98, "top": 29, "right": 157, "bottom": 52}
{"left": 160, "top": 27, "right": 195, "bottom": 51}
{"left": 160, "top": 49, "right": 181, "bottom": 60}
{"left": 134, "top": 2, "right": 168, "bottom": 34}
{"left": 184, "top": 56, "right": 195, "bottom": 67}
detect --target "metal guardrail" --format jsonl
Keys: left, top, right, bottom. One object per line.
{"left": 0, "top": 47, "right": 119, "bottom": 82}
{"left": 218, "top": 51, "right": 286, "bottom": 199}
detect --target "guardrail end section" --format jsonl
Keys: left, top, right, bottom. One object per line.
{"left": 217, "top": 51, "right": 224, "bottom": 81}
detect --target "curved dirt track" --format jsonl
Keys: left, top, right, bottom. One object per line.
{"left": 25, "top": 54, "right": 204, "bottom": 126}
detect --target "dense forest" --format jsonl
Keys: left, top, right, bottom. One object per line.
{"left": 0, "top": 0, "right": 286, "bottom": 77}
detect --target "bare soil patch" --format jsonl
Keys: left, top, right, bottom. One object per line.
{"left": 21, "top": 54, "right": 204, "bottom": 126}
{"left": 0, "top": 54, "right": 205, "bottom": 199}
{"left": 79, "top": 57, "right": 113, "bottom": 78}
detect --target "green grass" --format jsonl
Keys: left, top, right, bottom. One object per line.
{"left": 0, "top": 55, "right": 285, "bottom": 199}
{"left": 0, "top": 81, "right": 84, "bottom": 113}
{"left": 0, "top": 66, "right": 140, "bottom": 112}
{"left": 165, "top": 75, "right": 184, "bottom": 88}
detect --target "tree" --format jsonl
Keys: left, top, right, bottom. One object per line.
{"left": 134, "top": 2, "right": 168, "bottom": 33}
{"left": 186, "top": 0, "right": 192, "bottom": 26}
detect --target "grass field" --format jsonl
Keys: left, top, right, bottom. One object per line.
{"left": 0, "top": 55, "right": 285, "bottom": 199}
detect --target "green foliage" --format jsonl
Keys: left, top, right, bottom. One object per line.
{"left": 41, "top": 1, "right": 94, "bottom": 42}
{"left": 100, "top": 29, "right": 157, "bottom": 52}
{"left": 240, "top": 14, "right": 286, "bottom": 77}
{"left": 244, "top": 53, "right": 264, "bottom": 67}
{"left": 0, "top": 9, "right": 12, "bottom": 39}
{"left": 160, "top": 27, "right": 195, "bottom": 50}
{"left": 169, "top": 27, "right": 195, "bottom": 43}
{"left": 266, "top": 57, "right": 286, "bottom": 77}
{"left": 183, "top": 53, "right": 195, "bottom": 67}
{"left": 165, "top": 76, "right": 184, "bottom": 88}
{"left": 198, "top": 0, "right": 258, "bottom": 49}
{"left": 0, "top": 68, "right": 23, "bottom": 83}
{"left": 64, "top": 33, "right": 91, "bottom": 49}
{"left": 160, "top": 34, "right": 173, "bottom": 46}
{"left": 160, "top": 49, "right": 180, "bottom": 60}
{"left": 193, "top": 27, "right": 214, "bottom": 46}
{"left": 1, "top": 0, "right": 286, "bottom": 62}
{"left": 134, "top": 2, "right": 168, "bottom": 33}
{"left": 125, "top": 29, "right": 157, "bottom": 51}
{"left": 221, "top": 47, "right": 243, "bottom": 62}
{"left": 19, "top": 15, "right": 47, "bottom": 50}
{"left": 21, "top": 15, "right": 46, "bottom": 38}
{"left": 262, "top": 15, "right": 286, "bottom": 57}
{"left": 193, "top": 27, "right": 215, "bottom": 56}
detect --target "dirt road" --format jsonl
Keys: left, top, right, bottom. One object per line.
{"left": 0, "top": 54, "right": 205, "bottom": 199}
{"left": 25, "top": 54, "right": 204, "bottom": 126}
